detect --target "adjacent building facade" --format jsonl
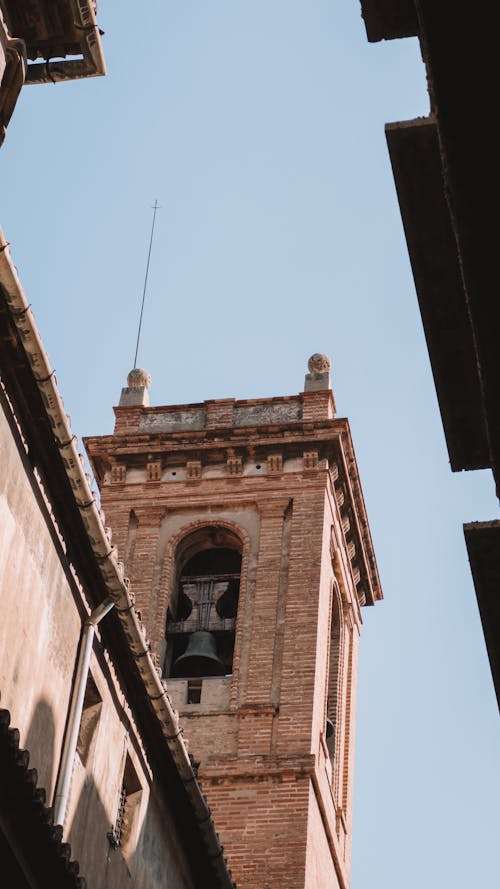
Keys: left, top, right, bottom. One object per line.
{"left": 1, "top": 0, "right": 105, "bottom": 147}
{"left": 357, "top": 0, "right": 500, "bottom": 710}
{"left": 85, "top": 356, "right": 382, "bottom": 889}
{"left": 0, "top": 234, "right": 236, "bottom": 888}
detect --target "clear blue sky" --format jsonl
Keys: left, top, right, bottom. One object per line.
{"left": 1, "top": 3, "right": 499, "bottom": 887}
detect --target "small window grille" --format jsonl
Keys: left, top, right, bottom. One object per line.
{"left": 107, "top": 754, "right": 142, "bottom": 852}
{"left": 107, "top": 784, "right": 127, "bottom": 848}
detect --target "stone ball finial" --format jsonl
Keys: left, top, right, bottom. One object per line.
{"left": 127, "top": 367, "right": 151, "bottom": 389}
{"left": 307, "top": 353, "right": 331, "bottom": 374}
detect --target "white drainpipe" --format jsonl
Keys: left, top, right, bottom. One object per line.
{"left": 0, "top": 230, "right": 236, "bottom": 886}
{"left": 53, "top": 597, "right": 115, "bottom": 827}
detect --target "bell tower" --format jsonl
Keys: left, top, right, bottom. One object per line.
{"left": 85, "top": 355, "right": 382, "bottom": 889}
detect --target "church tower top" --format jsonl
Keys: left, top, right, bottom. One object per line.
{"left": 87, "top": 353, "right": 380, "bottom": 608}
{"left": 84, "top": 352, "right": 382, "bottom": 889}
{"left": 118, "top": 366, "right": 152, "bottom": 407}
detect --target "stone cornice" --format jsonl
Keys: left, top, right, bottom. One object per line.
{"left": 85, "top": 416, "right": 382, "bottom": 606}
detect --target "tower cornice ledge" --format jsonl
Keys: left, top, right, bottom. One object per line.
{"left": 199, "top": 751, "right": 316, "bottom": 779}
{"left": 84, "top": 412, "right": 382, "bottom": 605}
{"left": 85, "top": 415, "right": 381, "bottom": 606}
{"left": 110, "top": 390, "right": 336, "bottom": 437}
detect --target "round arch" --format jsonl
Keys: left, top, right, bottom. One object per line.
{"left": 163, "top": 521, "right": 247, "bottom": 681}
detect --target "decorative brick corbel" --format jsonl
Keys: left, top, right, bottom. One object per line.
{"left": 186, "top": 460, "right": 202, "bottom": 482}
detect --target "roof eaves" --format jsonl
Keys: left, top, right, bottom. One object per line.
{"left": 0, "top": 708, "right": 86, "bottom": 888}
{"left": 0, "top": 230, "right": 236, "bottom": 889}
{"left": 385, "top": 116, "right": 489, "bottom": 471}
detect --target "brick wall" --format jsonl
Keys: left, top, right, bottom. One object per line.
{"left": 85, "top": 389, "right": 380, "bottom": 889}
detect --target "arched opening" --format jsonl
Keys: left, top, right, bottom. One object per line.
{"left": 164, "top": 526, "right": 242, "bottom": 680}
{"left": 326, "top": 583, "right": 343, "bottom": 764}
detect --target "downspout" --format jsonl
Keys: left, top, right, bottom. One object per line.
{"left": 53, "top": 597, "right": 115, "bottom": 827}
{"left": 0, "top": 230, "right": 236, "bottom": 887}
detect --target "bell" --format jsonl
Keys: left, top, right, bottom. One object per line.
{"left": 174, "top": 630, "right": 225, "bottom": 678}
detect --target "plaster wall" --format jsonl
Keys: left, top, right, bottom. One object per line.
{"left": 0, "top": 400, "right": 197, "bottom": 887}
{"left": 0, "top": 399, "right": 81, "bottom": 799}
{"left": 0, "top": 9, "right": 24, "bottom": 146}
{"left": 0, "top": 7, "right": 8, "bottom": 79}
{"left": 66, "top": 650, "right": 192, "bottom": 889}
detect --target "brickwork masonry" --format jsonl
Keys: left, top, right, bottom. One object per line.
{"left": 84, "top": 380, "right": 382, "bottom": 889}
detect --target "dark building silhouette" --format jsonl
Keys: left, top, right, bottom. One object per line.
{"left": 358, "top": 0, "right": 500, "bottom": 710}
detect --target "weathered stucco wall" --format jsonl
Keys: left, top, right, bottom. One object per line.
{"left": 0, "top": 399, "right": 81, "bottom": 799}
{"left": 0, "top": 400, "right": 197, "bottom": 886}
{"left": 66, "top": 648, "right": 193, "bottom": 889}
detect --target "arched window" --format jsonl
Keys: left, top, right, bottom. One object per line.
{"left": 164, "top": 526, "right": 242, "bottom": 680}
{"left": 326, "top": 582, "right": 343, "bottom": 765}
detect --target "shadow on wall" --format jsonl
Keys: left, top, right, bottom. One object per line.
{"left": 67, "top": 770, "right": 190, "bottom": 889}
{"left": 21, "top": 698, "right": 191, "bottom": 885}
{"left": 67, "top": 772, "right": 132, "bottom": 888}
{"left": 22, "top": 699, "right": 152, "bottom": 886}
{"left": 25, "top": 697, "right": 56, "bottom": 800}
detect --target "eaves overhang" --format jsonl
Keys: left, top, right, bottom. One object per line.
{"left": 1, "top": 0, "right": 105, "bottom": 83}
{"left": 358, "top": 1, "right": 500, "bottom": 493}
{"left": 412, "top": 2, "right": 500, "bottom": 494}
{"left": 336, "top": 421, "right": 382, "bottom": 606}
{"left": 359, "top": 0, "right": 418, "bottom": 41}
{"left": 0, "top": 233, "right": 236, "bottom": 889}
{"left": 464, "top": 522, "right": 500, "bottom": 712}
{"left": 385, "top": 115, "right": 489, "bottom": 472}
{"left": 0, "top": 709, "right": 85, "bottom": 888}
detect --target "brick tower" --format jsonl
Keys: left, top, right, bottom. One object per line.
{"left": 85, "top": 355, "right": 381, "bottom": 889}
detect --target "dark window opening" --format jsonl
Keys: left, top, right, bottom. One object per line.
{"left": 108, "top": 754, "right": 142, "bottom": 853}
{"left": 326, "top": 583, "right": 343, "bottom": 778}
{"left": 187, "top": 678, "right": 202, "bottom": 704}
{"left": 325, "top": 716, "right": 335, "bottom": 758}
{"left": 76, "top": 674, "right": 102, "bottom": 767}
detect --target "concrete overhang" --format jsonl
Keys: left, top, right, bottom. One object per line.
{"left": 464, "top": 522, "right": 500, "bottom": 711}
{"left": 385, "top": 116, "right": 489, "bottom": 472}
{"left": 359, "top": 0, "right": 418, "bottom": 41}
{"left": 358, "top": 1, "right": 500, "bottom": 493}
{"left": 357, "top": 0, "right": 500, "bottom": 718}
{"left": 414, "top": 2, "right": 500, "bottom": 494}
{"left": 1, "top": 0, "right": 105, "bottom": 83}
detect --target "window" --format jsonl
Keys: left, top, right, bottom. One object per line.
{"left": 108, "top": 754, "right": 142, "bottom": 853}
{"left": 325, "top": 584, "right": 343, "bottom": 767}
{"left": 76, "top": 674, "right": 102, "bottom": 766}
{"left": 187, "top": 678, "right": 202, "bottom": 704}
